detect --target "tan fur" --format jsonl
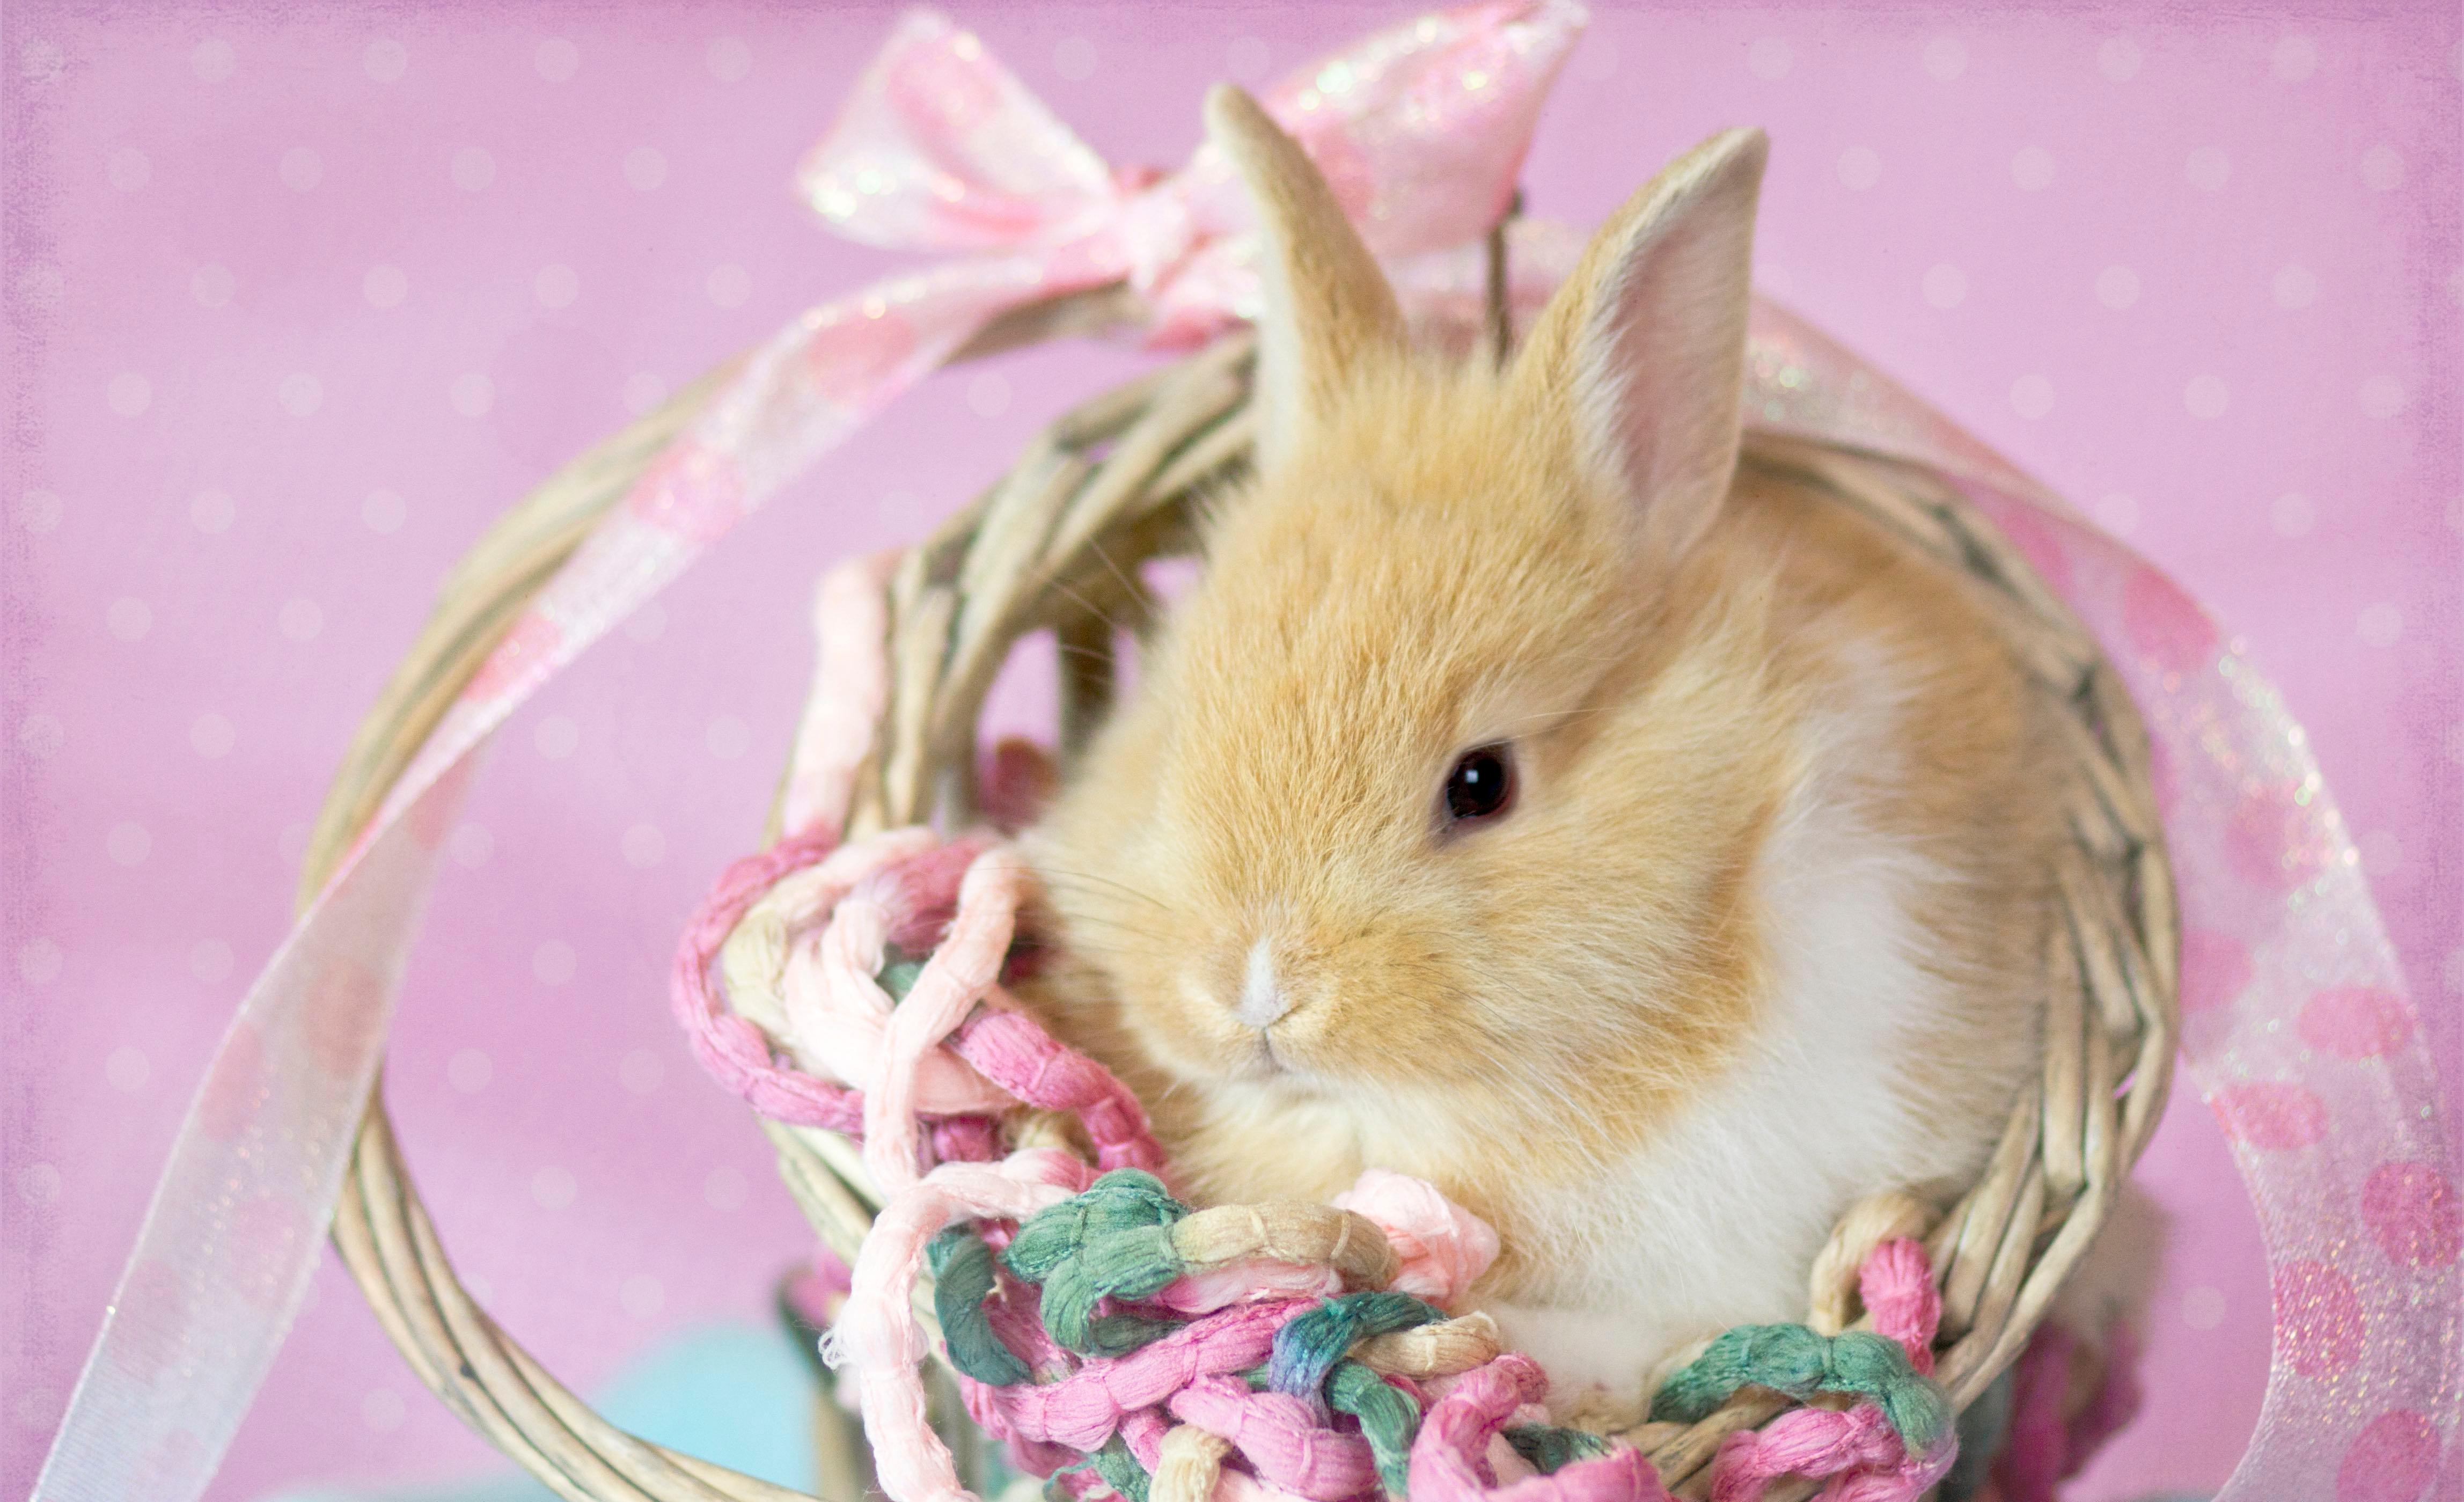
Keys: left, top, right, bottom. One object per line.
{"left": 1017, "top": 93, "right": 2063, "bottom": 1396}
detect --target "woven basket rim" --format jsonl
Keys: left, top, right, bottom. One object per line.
{"left": 307, "top": 285, "right": 2176, "bottom": 1502}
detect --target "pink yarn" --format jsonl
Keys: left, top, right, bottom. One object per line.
{"left": 1169, "top": 1375, "right": 1381, "bottom": 1501}
{"left": 1991, "top": 1317, "right": 2143, "bottom": 1502}
{"left": 1333, "top": 1169, "right": 1502, "bottom": 1307}
{"left": 838, "top": 1151, "right": 1094, "bottom": 1502}
{"left": 967, "top": 1301, "right": 1300, "bottom": 1452}
{"left": 1411, "top": 1357, "right": 1669, "bottom": 1502}
{"left": 1704, "top": 1237, "right": 1950, "bottom": 1502}
{"left": 781, "top": 551, "right": 899, "bottom": 839}
{"left": 949, "top": 1006, "right": 1167, "bottom": 1173}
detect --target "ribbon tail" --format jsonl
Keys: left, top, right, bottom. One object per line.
{"left": 32, "top": 742, "right": 477, "bottom": 1502}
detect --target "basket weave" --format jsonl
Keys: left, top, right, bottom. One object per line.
{"left": 306, "top": 290, "right": 2177, "bottom": 1502}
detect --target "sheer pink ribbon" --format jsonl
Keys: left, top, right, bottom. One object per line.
{"left": 34, "top": 2, "right": 2455, "bottom": 1500}
{"left": 28, "top": 8, "right": 1586, "bottom": 1501}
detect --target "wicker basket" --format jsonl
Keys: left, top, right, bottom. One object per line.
{"left": 305, "top": 291, "right": 2177, "bottom": 1502}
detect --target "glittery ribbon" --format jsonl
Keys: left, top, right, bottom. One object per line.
{"left": 33, "top": 3, "right": 2455, "bottom": 1500}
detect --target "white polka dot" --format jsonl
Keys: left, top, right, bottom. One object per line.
{"left": 190, "top": 263, "right": 234, "bottom": 308}
{"left": 450, "top": 373, "right": 494, "bottom": 417}
{"left": 17, "top": 938, "right": 63, "bottom": 986}
{"left": 2181, "top": 1285, "right": 2225, "bottom": 1330}
{"left": 623, "top": 146, "right": 667, "bottom": 191}
{"left": 877, "top": 490, "right": 920, "bottom": 526}
{"left": 706, "top": 263, "right": 751, "bottom": 308}
{"left": 363, "top": 264, "right": 408, "bottom": 309}
{"left": 535, "top": 38, "right": 579, "bottom": 83}
{"left": 189, "top": 938, "right": 233, "bottom": 983}
{"left": 21, "top": 40, "right": 65, "bottom": 84}
{"left": 189, "top": 712, "right": 235, "bottom": 758}
{"left": 191, "top": 38, "right": 235, "bottom": 82}
{"left": 706, "top": 35, "right": 752, "bottom": 82}
{"left": 107, "top": 597, "right": 152, "bottom": 642}
{"left": 278, "top": 598, "right": 324, "bottom": 642}
{"left": 2098, "top": 37, "right": 2142, "bottom": 83}
{"left": 19, "top": 489, "right": 63, "bottom": 534}
{"left": 1835, "top": 146, "right": 1881, "bottom": 191}
{"left": 1921, "top": 264, "right": 1967, "bottom": 309}
{"left": 17, "top": 713, "right": 63, "bottom": 759}
{"left": 706, "top": 715, "right": 752, "bottom": 760}
{"left": 278, "top": 372, "right": 323, "bottom": 417}
{"left": 2271, "top": 36, "right": 2316, "bottom": 81}
{"left": 363, "top": 39, "right": 407, "bottom": 83}
{"left": 105, "top": 1047, "right": 150, "bottom": 1093}
{"left": 1226, "top": 36, "right": 1271, "bottom": 83}
{"left": 533, "top": 714, "right": 580, "bottom": 760}
{"left": 1922, "top": 36, "right": 1966, "bottom": 81}
{"left": 532, "top": 940, "right": 577, "bottom": 986}
{"left": 362, "top": 489, "right": 405, "bottom": 533}
{"left": 447, "top": 1047, "right": 492, "bottom": 1093}
{"left": 2361, "top": 145, "right": 2403, "bottom": 192}
{"left": 2010, "top": 146, "right": 2055, "bottom": 192}
{"left": 18, "top": 1163, "right": 62, "bottom": 1207}
{"left": 280, "top": 147, "right": 322, "bottom": 192}
{"left": 13, "top": 1384, "right": 62, "bottom": 1431}
{"left": 1757, "top": 265, "right": 1793, "bottom": 297}
{"left": 16, "top": 262, "right": 62, "bottom": 309}
{"left": 107, "top": 148, "right": 150, "bottom": 191}
{"left": 1747, "top": 37, "right": 1791, "bottom": 80}
{"left": 2358, "top": 376, "right": 2406, "bottom": 419}
{"left": 2270, "top": 492, "right": 2313, "bottom": 537}
{"left": 108, "top": 373, "right": 151, "bottom": 417}
{"left": 967, "top": 371, "right": 1011, "bottom": 417}
{"left": 531, "top": 1165, "right": 577, "bottom": 1210}
{"left": 278, "top": 820, "right": 310, "bottom": 866}
{"left": 1053, "top": 36, "right": 1098, "bottom": 82}
{"left": 2093, "top": 493, "right": 2138, "bottom": 536}
{"left": 2357, "top": 602, "right": 2402, "bottom": 647}
{"left": 2010, "top": 374, "right": 2054, "bottom": 420}
{"left": 2095, "top": 265, "right": 2142, "bottom": 310}
{"left": 624, "top": 600, "right": 666, "bottom": 642}
{"left": 2357, "top": 829, "right": 2402, "bottom": 876}
{"left": 2272, "top": 264, "right": 2317, "bottom": 309}
{"left": 2184, "top": 147, "right": 2231, "bottom": 192}
{"left": 704, "top": 1166, "right": 749, "bottom": 1211}
{"left": 449, "top": 822, "right": 492, "bottom": 869}
{"left": 621, "top": 823, "right": 665, "bottom": 868}
{"left": 107, "top": 822, "right": 150, "bottom": 865}
{"left": 620, "top": 1273, "right": 666, "bottom": 1318}
{"left": 621, "top": 372, "right": 666, "bottom": 415}
{"left": 619, "top": 1049, "right": 664, "bottom": 1094}
{"left": 533, "top": 263, "right": 578, "bottom": 308}
{"left": 359, "top": 1387, "right": 406, "bottom": 1433}
{"left": 452, "top": 148, "right": 495, "bottom": 191}
{"left": 2443, "top": 948, "right": 2464, "bottom": 992}
{"left": 2183, "top": 375, "right": 2230, "bottom": 420}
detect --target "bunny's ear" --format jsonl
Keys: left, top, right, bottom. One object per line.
{"left": 1514, "top": 128, "right": 1768, "bottom": 562}
{"left": 1205, "top": 84, "right": 1407, "bottom": 471}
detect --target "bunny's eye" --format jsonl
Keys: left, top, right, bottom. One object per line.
{"left": 1442, "top": 744, "right": 1515, "bottom": 824}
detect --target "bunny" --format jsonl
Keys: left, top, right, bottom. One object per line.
{"left": 1014, "top": 85, "right": 2065, "bottom": 1417}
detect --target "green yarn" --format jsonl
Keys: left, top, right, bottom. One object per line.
{"left": 1503, "top": 1424, "right": 1613, "bottom": 1474}
{"left": 928, "top": 1226, "right": 1030, "bottom": 1386}
{"left": 1326, "top": 1359, "right": 1419, "bottom": 1496}
{"left": 1004, "top": 1170, "right": 1191, "bottom": 1356}
{"left": 1647, "top": 1324, "right": 1949, "bottom": 1452}
{"left": 1086, "top": 1433, "right": 1152, "bottom": 1502}
{"left": 877, "top": 954, "right": 928, "bottom": 1001}
{"left": 1267, "top": 1291, "right": 1443, "bottom": 1411}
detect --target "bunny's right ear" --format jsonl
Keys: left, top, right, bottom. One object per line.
{"left": 1205, "top": 84, "right": 1407, "bottom": 471}
{"left": 1513, "top": 128, "right": 1768, "bottom": 565}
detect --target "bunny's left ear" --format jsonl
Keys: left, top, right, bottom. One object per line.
{"left": 1205, "top": 84, "right": 1409, "bottom": 472}
{"left": 1513, "top": 128, "right": 1769, "bottom": 563}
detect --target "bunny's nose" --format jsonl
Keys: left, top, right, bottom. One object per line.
{"left": 1233, "top": 937, "right": 1291, "bottom": 1030}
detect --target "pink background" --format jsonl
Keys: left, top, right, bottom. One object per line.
{"left": 3, "top": 4, "right": 2456, "bottom": 1500}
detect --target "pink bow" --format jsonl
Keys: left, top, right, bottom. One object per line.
{"left": 786, "top": 1, "right": 1581, "bottom": 360}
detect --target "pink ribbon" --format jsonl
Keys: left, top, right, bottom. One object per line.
{"left": 33, "top": 3, "right": 2453, "bottom": 1501}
